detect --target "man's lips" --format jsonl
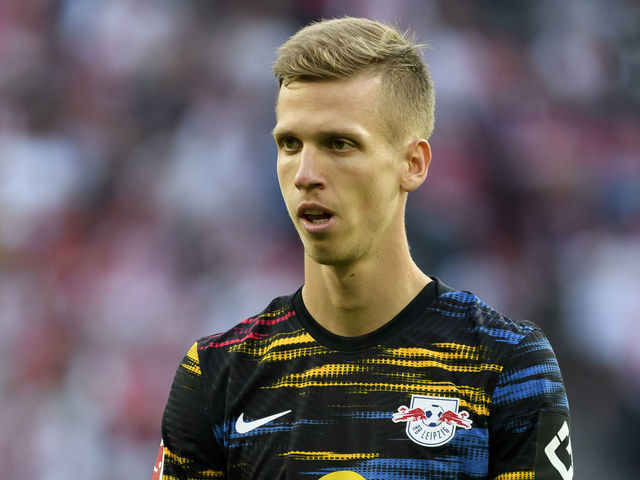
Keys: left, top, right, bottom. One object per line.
{"left": 296, "top": 202, "right": 334, "bottom": 220}
{"left": 296, "top": 202, "right": 335, "bottom": 232}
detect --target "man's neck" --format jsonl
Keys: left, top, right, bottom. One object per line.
{"left": 301, "top": 250, "right": 431, "bottom": 337}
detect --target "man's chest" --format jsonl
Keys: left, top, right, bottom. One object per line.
{"left": 214, "top": 347, "right": 496, "bottom": 479}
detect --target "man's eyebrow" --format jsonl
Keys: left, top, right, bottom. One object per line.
{"left": 272, "top": 127, "right": 365, "bottom": 138}
{"left": 271, "top": 127, "right": 290, "bottom": 137}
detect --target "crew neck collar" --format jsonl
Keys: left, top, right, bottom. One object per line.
{"left": 293, "top": 277, "right": 447, "bottom": 352}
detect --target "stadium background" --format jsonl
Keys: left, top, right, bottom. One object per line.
{"left": 0, "top": 0, "right": 638, "bottom": 478}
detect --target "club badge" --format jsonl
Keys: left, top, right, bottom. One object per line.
{"left": 392, "top": 395, "right": 472, "bottom": 447}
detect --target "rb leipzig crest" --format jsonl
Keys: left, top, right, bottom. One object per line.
{"left": 392, "top": 395, "right": 472, "bottom": 447}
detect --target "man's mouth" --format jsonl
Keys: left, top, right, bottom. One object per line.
{"left": 296, "top": 203, "right": 336, "bottom": 233}
{"left": 302, "top": 210, "right": 333, "bottom": 224}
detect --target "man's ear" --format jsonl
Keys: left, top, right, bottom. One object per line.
{"left": 400, "top": 139, "right": 431, "bottom": 192}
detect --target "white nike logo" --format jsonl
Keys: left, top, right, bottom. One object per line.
{"left": 235, "top": 410, "right": 292, "bottom": 433}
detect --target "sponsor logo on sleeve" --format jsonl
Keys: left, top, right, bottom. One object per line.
{"left": 536, "top": 413, "right": 573, "bottom": 480}
{"left": 544, "top": 420, "right": 573, "bottom": 480}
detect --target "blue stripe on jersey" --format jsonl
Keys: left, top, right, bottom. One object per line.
{"left": 346, "top": 410, "right": 394, "bottom": 420}
{"left": 450, "top": 427, "right": 489, "bottom": 448}
{"left": 441, "top": 291, "right": 481, "bottom": 304}
{"left": 428, "top": 291, "right": 486, "bottom": 318}
{"left": 229, "top": 418, "right": 328, "bottom": 440}
{"left": 497, "top": 362, "right": 561, "bottom": 384}
{"left": 468, "top": 324, "right": 530, "bottom": 344}
{"left": 450, "top": 428, "right": 490, "bottom": 476}
{"left": 500, "top": 415, "right": 535, "bottom": 433}
{"left": 447, "top": 428, "right": 490, "bottom": 475}
{"left": 427, "top": 303, "right": 467, "bottom": 318}
{"left": 492, "top": 378, "right": 568, "bottom": 408}
{"left": 213, "top": 420, "right": 231, "bottom": 449}
{"left": 516, "top": 336, "right": 554, "bottom": 356}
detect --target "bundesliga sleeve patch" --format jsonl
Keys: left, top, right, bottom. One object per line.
{"left": 535, "top": 412, "right": 573, "bottom": 479}
{"left": 152, "top": 440, "right": 164, "bottom": 480}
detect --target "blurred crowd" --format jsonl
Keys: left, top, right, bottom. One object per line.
{"left": 0, "top": 0, "right": 638, "bottom": 478}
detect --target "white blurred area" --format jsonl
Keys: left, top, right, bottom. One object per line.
{"left": 0, "top": 1, "right": 638, "bottom": 478}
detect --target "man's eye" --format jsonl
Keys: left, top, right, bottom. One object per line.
{"left": 330, "top": 139, "right": 354, "bottom": 151}
{"left": 280, "top": 137, "right": 301, "bottom": 151}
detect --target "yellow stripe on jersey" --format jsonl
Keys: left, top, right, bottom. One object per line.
{"left": 163, "top": 446, "right": 224, "bottom": 478}
{"left": 229, "top": 330, "right": 324, "bottom": 361}
{"left": 278, "top": 451, "right": 379, "bottom": 461}
{"left": 258, "top": 305, "right": 290, "bottom": 317}
{"left": 493, "top": 472, "right": 535, "bottom": 480}
{"left": 261, "top": 345, "right": 331, "bottom": 362}
{"left": 380, "top": 345, "right": 503, "bottom": 373}
{"left": 272, "top": 362, "right": 364, "bottom": 380}
{"left": 181, "top": 342, "right": 202, "bottom": 376}
{"left": 163, "top": 474, "right": 224, "bottom": 479}
{"left": 433, "top": 342, "right": 487, "bottom": 359}
{"left": 163, "top": 447, "right": 192, "bottom": 465}
{"left": 263, "top": 379, "right": 490, "bottom": 416}
{"left": 365, "top": 356, "right": 502, "bottom": 373}
{"left": 389, "top": 344, "right": 482, "bottom": 361}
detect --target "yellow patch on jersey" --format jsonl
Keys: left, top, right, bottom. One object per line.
{"left": 163, "top": 473, "right": 223, "bottom": 480}
{"left": 493, "top": 472, "right": 534, "bottom": 479}
{"left": 279, "top": 362, "right": 366, "bottom": 381}
{"left": 278, "top": 451, "right": 378, "bottom": 461}
{"left": 383, "top": 344, "right": 503, "bottom": 372}
{"left": 318, "top": 471, "right": 367, "bottom": 480}
{"left": 162, "top": 446, "right": 223, "bottom": 478}
{"left": 261, "top": 345, "right": 330, "bottom": 362}
{"left": 164, "top": 447, "right": 191, "bottom": 465}
{"left": 180, "top": 342, "right": 202, "bottom": 376}
{"left": 229, "top": 330, "right": 318, "bottom": 359}
{"left": 388, "top": 345, "right": 481, "bottom": 361}
{"left": 259, "top": 305, "right": 289, "bottom": 317}
{"left": 368, "top": 357, "right": 500, "bottom": 373}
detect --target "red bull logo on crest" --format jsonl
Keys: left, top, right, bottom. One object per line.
{"left": 392, "top": 395, "right": 472, "bottom": 447}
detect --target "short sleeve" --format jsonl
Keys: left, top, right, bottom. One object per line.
{"left": 157, "top": 342, "right": 225, "bottom": 479}
{"left": 489, "top": 328, "right": 574, "bottom": 480}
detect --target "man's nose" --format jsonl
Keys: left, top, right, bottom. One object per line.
{"left": 294, "top": 146, "right": 325, "bottom": 190}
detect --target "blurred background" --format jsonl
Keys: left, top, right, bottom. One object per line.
{"left": 0, "top": 0, "right": 638, "bottom": 478}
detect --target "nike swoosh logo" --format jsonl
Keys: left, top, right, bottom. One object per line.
{"left": 235, "top": 410, "right": 292, "bottom": 433}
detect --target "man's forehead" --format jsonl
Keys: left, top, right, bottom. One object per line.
{"left": 277, "top": 75, "right": 381, "bottom": 105}
{"left": 279, "top": 72, "right": 382, "bottom": 91}
{"left": 274, "top": 76, "right": 384, "bottom": 129}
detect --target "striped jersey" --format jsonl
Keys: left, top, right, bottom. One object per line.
{"left": 155, "top": 277, "right": 573, "bottom": 479}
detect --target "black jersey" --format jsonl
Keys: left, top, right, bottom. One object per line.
{"left": 155, "top": 278, "right": 573, "bottom": 479}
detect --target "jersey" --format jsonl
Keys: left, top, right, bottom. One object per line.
{"left": 154, "top": 278, "right": 573, "bottom": 479}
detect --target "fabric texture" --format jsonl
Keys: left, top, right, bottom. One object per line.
{"left": 159, "top": 278, "right": 572, "bottom": 479}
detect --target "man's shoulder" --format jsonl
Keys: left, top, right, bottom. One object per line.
{"left": 431, "top": 278, "right": 538, "bottom": 346}
{"left": 195, "top": 290, "right": 299, "bottom": 354}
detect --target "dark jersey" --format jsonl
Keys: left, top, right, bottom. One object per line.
{"left": 155, "top": 278, "right": 573, "bottom": 479}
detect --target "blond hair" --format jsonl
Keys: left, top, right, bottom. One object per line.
{"left": 273, "top": 17, "right": 435, "bottom": 141}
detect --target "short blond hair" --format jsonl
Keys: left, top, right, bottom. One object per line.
{"left": 273, "top": 17, "right": 435, "bottom": 141}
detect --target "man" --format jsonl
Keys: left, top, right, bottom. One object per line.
{"left": 154, "top": 17, "right": 573, "bottom": 480}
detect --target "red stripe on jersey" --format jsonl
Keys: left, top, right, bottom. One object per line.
{"left": 199, "top": 311, "right": 296, "bottom": 350}
{"left": 200, "top": 331, "right": 270, "bottom": 349}
{"left": 239, "top": 310, "right": 295, "bottom": 326}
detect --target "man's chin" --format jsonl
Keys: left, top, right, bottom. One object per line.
{"left": 304, "top": 246, "right": 356, "bottom": 267}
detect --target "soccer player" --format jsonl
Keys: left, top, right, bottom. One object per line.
{"left": 154, "top": 17, "right": 573, "bottom": 480}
